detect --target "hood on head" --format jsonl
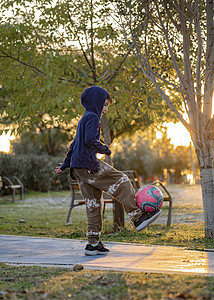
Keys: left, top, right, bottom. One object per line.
{"left": 81, "top": 86, "right": 109, "bottom": 118}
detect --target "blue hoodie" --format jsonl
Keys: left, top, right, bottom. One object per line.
{"left": 60, "top": 86, "right": 111, "bottom": 177}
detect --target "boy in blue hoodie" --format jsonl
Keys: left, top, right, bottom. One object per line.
{"left": 55, "top": 86, "right": 161, "bottom": 255}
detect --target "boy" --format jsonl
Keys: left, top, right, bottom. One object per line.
{"left": 55, "top": 86, "right": 161, "bottom": 256}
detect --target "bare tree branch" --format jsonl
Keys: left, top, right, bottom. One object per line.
{"left": 203, "top": 0, "right": 214, "bottom": 124}
{"left": 118, "top": 5, "right": 192, "bottom": 132}
{"left": 135, "top": 44, "right": 192, "bottom": 131}
{"left": 0, "top": 50, "right": 91, "bottom": 86}
{"left": 90, "top": 0, "right": 97, "bottom": 82}
{"left": 35, "top": 26, "right": 93, "bottom": 80}
{"left": 170, "top": 0, "right": 193, "bottom": 22}
{"left": 162, "top": 1, "right": 181, "bottom": 31}
{"left": 0, "top": 50, "right": 48, "bottom": 78}
{"left": 102, "top": 49, "right": 131, "bottom": 84}
{"left": 154, "top": 1, "right": 187, "bottom": 91}
{"left": 178, "top": 0, "right": 197, "bottom": 127}
{"left": 121, "top": 6, "right": 184, "bottom": 93}
{"left": 194, "top": 0, "right": 203, "bottom": 137}
{"left": 128, "top": 67, "right": 141, "bottom": 83}
{"left": 66, "top": 1, "right": 94, "bottom": 79}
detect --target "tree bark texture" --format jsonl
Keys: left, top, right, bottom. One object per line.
{"left": 194, "top": 134, "right": 214, "bottom": 238}
{"left": 200, "top": 167, "right": 214, "bottom": 239}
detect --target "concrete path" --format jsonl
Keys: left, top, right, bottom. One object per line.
{"left": 0, "top": 235, "right": 214, "bottom": 275}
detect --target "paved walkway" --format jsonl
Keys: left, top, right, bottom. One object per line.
{"left": 0, "top": 235, "right": 214, "bottom": 275}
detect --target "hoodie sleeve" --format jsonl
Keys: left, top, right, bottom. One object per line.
{"left": 85, "top": 114, "right": 111, "bottom": 155}
{"left": 60, "top": 141, "right": 75, "bottom": 171}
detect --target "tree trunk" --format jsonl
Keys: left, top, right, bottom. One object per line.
{"left": 189, "top": 143, "right": 196, "bottom": 184}
{"left": 101, "top": 114, "right": 112, "bottom": 166}
{"left": 198, "top": 0, "right": 214, "bottom": 239}
{"left": 195, "top": 139, "right": 214, "bottom": 239}
{"left": 102, "top": 114, "right": 125, "bottom": 230}
{"left": 200, "top": 167, "right": 214, "bottom": 239}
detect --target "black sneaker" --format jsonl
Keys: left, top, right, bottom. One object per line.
{"left": 134, "top": 210, "right": 161, "bottom": 231}
{"left": 84, "top": 241, "right": 110, "bottom": 256}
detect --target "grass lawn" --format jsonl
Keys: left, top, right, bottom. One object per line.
{"left": 1, "top": 264, "right": 214, "bottom": 299}
{"left": 0, "top": 184, "right": 214, "bottom": 299}
{"left": 0, "top": 185, "right": 213, "bottom": 250}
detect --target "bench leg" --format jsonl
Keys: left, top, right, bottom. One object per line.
{"left": 102, "top": 202, "right": 106, "bottom": 219}
{"left": 66, "top": 188, "right": 75, "bottom": 224}
{"left": 66, "top": 205, "right": 73, "bottom": 224}
{"left": 166, "top": 200, "right": 172, "bottom": 227}
{"left": 20, "top": 187, "right": 24, "bottom": 200}
{"left": 12, "top": 188, "right": 15, "bottom": 203}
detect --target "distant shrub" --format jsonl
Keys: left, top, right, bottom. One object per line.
{"left": 0, "top": 154, "right": 69, "bottom": 192}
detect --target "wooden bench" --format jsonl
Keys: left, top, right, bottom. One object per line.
{"left": 0, "top": 176, "right": 24, "bottom": 202}
{"left": 66, "top": 170, "right": 172, "bottom": 227}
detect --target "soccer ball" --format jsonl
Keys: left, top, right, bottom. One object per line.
{"left": 136, "top": 185, "right": 163, "bottom": 212}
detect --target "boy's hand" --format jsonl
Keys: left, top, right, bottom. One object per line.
{"left": 55, "top": 163, "right": 63, "bottom": 173}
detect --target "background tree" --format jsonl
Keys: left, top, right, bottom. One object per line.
{"left": 0, "top": 0, "right": 182, "bottom": 228}
{"left": 12, "top": 125, "right": 73, "bottom": 156}
{"left": 114, "top": 0, "right": 214, "bottom": 238}
{"left": 113, "top": 129, "right": 196, "bottom": 183}
{"left": 0, "top": 0, "right": 180, "bottom": 139}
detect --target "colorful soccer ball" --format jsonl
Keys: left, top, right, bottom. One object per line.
{"left": 136, "top": 185, "right": 163, "bottom": 212}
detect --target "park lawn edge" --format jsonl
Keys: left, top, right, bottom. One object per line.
{"left": 0, "top": 263, "right": 214, "bottom": 299}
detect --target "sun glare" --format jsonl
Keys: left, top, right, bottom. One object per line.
{"left": 0, "top": 131, "right": 15, "bottom": 153}
{"left": 0, "top": 122, "right": 192, "bottom": 153}
{"left": 157, "top": 122, "right": 191, "bottom": 147}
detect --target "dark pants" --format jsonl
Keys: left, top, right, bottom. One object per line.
{"left": 72, "top": 160, "right": 142, "bottom": 244}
